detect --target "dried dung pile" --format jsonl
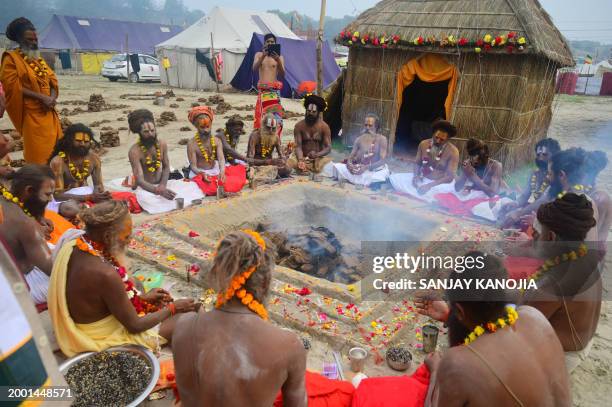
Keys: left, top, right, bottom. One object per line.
{"left": 216, "top": 102, "right": 232, "bottom": 115}
{"left": 178, "top": 138, "right": 189, "bottom": 145}
{"left": 235, "top": 104, "right": 254, "bottom": 111}
{"left": 89, "top": 120, "right": 111, "bottom": 128}
{"left": 100, "top": 126, "right": 114, "bottom": 131}
{"left": 87, "top": 94, "right": 106, "bottom": 112}
{"left": 208, "top": 95, "right": 224, "bottom": 104}
{"left": 165, "top": 90, "right": 175, "bottom": 98}
{"left": 118, "top": 126, "right": 128, "bottom": 131}
{"left": 156, "top": 111, "right": 178, "bottom": 127}
{"left": 100, "top": 129, "right": 120, "bottom": 147}
{"left": 117, "top": 117, "right": 126, "bottom": 121}
{"left": 58, "top": 100, "right": 88, "bottom": 106}
{"left": 191, "top": 102, "right": 200, "bottom": 108}
{"left": 197, "top": 97, "right": 207, "bottom": 103}
{"left": 169, "top": 103, "right": 179, "bottom": 108}
{"left": 180, "top": 126, "right": 191, "bottom": 132}
{"left": 176, "top": 97, "right": 185, "bottom": 102}
{"left": 60, "top": 107, "right": 86, "bottom": 116}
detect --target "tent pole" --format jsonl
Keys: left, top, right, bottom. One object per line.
{"left": 316, "top": 0, "right": 327, "bottom": 95}
{"left": 126, "top": 34, "right": 130, "bottom": 82}
{"left": 211, "top": 33, "right": 220, "bottom": 93}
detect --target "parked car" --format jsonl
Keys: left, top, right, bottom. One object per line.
{"left": 102, "top": 53, "right": 160, "bottom": 82}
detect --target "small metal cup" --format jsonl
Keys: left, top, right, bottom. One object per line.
{"left": 348, "top": 347, "right": 368, "bottom": 373}
{"left": 309, "top": 171, "right": 316, "bottom": 181}
{"left": 337, "top": 177, "right": 345, "bottom": 189}
{"left": 216, "top": 185, "right": 225, "bottom": 199}
{"left": 175, "top": 197, "right": 184, "bottom": 209}
{"left": 422, "top": 324, "right": 440, "bottom": 353}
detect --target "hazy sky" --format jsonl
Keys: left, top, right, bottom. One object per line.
{"left": 183, "top": 0, "right": 612, "bottom": 42}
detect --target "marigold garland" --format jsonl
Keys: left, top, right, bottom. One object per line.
{"left": 336, "top": 30, "right": 528, "bottom": 54}
{"left": 522, "top": 243, "right": 588, "bottom": 291}
{"left": 59, "top": 151, "right": 90, "bottom": 182}
{"left": 557, "top": 184, "right": 589, "bottom": 199}
{"left": 530, "top": 172, "right": 549, "bottom": 201}
{"left": 214, "top": 229, "right": 269, "bottom": 320}
{"left": 223, "top": 131, "right": 236, "bottom": 161}
{"left": 0, "top": 185, "right": 33, "bottom": 218}
{"left": 195, "top": 133, "right": 217, "bottom": 163}
{"left": 464, "top": 305, "right": 518, "bottom": 345}
{"left": 139, "top": 140, "right": 161, "bottom": 173}
{"left": 259, "top": 139, "right": 273, "bottom": 158}
{"left": 18, "top": 48, "right": 50, "bottom": 78}
{"left": 76, "top": 236, "right": 158, "bottom": 315}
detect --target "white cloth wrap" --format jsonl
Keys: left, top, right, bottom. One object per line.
{"left": 47, "top": 186, "right": 94, "bottom": 213}
{"left": 332, "top": 163, "right": 390, "bottom": 186}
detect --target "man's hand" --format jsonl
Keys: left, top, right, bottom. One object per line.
{"left": 141, "top": 288, "right": 172, "bottom": 305}
{"left": 271, "top": 158, "right": 285, "bottom": 166}
{"left": 412, "top": 174, "right": 422, "bottom": 188}
{"left": 90, "top": 191, "right": 112, "bottom": 203}
{"left": 270, "top": 52, "right": 280, "bottom": 62}
{"left": 173, "top": 298, "right": 198, "bottom": 313}
{"left": 414, "top": 297, "right": 450, "bottom": 322}
{"left": 297, "top": 160, "right": 307, "bottom": 171}
{"left": 425, "top": 352, "right": 442, "bottom": 374}
{"left": 156, "top": 185, "right": 177, "bottom": 200}
{"left": 218, "top": 170, "right": 226, "bottom": 184}
{"left": 40, "top": 95, "right": 56, "bottom": 111}
{"left": 417, "top": 183, "right": 433, "bottom": 195}
{"left": 307, "top": 151, "right": 317, "bottom": 160}
{"left": 0, "top": 165, "right": 14, "bottom": 178}
{"left": 39, "top": 218, "right": 54, "bottom": 241}
{"left": 462, "top": 161, "right": 476, "bottom": 178}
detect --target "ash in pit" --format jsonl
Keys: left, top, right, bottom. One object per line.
{"left": 257, "top": 223, "right": 364, "bottom": 284}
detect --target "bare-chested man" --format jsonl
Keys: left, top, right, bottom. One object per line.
{"left": 333, "top": 114, "right": 389, "bottom": 186}
{"left": 127, "top": 109, "right": 203, "bottom": 214}
{"left": 173, "top": 230, "right": 307, "bottom": 407}
{"left": 0, "top": 165, "right": 55, "bottom": 306}
{"left": 415, "top": 252, "right": 570, "bottom": 406}
{"left": 48, "top": 200, "right": 198, "bottom": 356}
{"left": 521, "top": 193, "right": 602, "bottom": 373}
{"left": 48, "top": 123, "right": 111, "bottom": 211}
{"left": 583, "top": 150, "right": 611, "bottom": 243}
{"left": 252, "top": 33, "right": 285, "bottom": 136}
{"left": 248, "top": 113, "right": 291, "bottom": 180}
{"left": 287, "top": 94, "right": 334, "bottom": 177}
{"left": 215, "top": 116, "right": 250, "bottom": 165}
{"left": 390, "top": 120, "right": 459, "bottom": 201}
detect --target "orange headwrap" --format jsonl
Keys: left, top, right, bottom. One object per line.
{"left": 188, "top": 106, "right": 214, "bottom": 124}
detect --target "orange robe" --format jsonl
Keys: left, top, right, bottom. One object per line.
{"left": 44, "top": 209, "right": 76, "bottom": 245}
{"left": 0, "top": 51, "right": 62, "bottom": 164}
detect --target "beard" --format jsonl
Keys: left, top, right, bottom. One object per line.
{"left": 24, "top": 196, "right": 49, "bottom": 219}
{"left": 72, "top": 146, "right": 90, "bottom": 157}
{"left": 140, "top": 135, "right": 157, "bottom": 148}
{"left": 22, "top": 47, "right": 40, "bottom": 58}
{"left": 261, "top": 129, "right": 277, "bottom": 147}
{"left": 548, "top": 177, "right": 564, "bottom": 198}
{"left": 447, "top": 307, "right": 471, "bottom": 347}
{"left": 305, "top": 114, "right": 318, "bottom": 125}
{"left": 535, "top": 159, "right": 548, "bottom": 171}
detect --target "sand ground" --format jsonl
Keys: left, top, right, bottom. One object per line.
{"left": 1, "top": 75, "right": 611, "bottom": 406}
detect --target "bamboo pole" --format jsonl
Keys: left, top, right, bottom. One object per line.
{"left": 317, "top": 0, "right": 327, "bottom": 95}
{"left": 126, "top": 34, "right": 130, "bottom": 82}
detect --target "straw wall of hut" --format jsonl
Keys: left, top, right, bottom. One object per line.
{"left": 336, "top": 0, "right": 574, "bottom": 172}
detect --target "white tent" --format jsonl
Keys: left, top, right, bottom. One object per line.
{"left": 155, "top": 7, "right": 300, "bottom": 90}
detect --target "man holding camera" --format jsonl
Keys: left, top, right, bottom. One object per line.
{"left": 252, "top": 33, "right": 286, "bottom": 137}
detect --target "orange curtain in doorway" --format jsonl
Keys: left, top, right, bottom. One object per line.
{"left": 396, "top": 54, "right": 458, "bottom": 120}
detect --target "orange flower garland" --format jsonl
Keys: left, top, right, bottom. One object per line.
{"left": 214, "top": 230, "right": 269, "bottom": 320}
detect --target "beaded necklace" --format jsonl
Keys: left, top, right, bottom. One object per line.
{"left": 464, "top": 305, "right": 518, "bottom": 345}
{"left": 58, "top": 151, "right": 90, "bottom": 182}
{"left": 530, "top": 172, "right": 549, "bottom": 201}
{"left": 195, "top": 133, "right": 216, "bottom": 163}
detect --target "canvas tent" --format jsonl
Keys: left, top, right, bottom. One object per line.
{"left": 334, "top": 0, "right": 574, "bottom": 172}
{"left": 38, "top": 15, "right": 181, "bottom": 74}
{"left": 231, "top": 34, "right": 341, "bottom": 98}
{"left": 156, "top": 7, "right": 299, "bottom": 90}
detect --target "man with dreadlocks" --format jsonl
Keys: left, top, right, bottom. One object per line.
{"left": 187, "top": 106, "right": 247, "bottom": 196}
{"left": 48, "top": 200, "right": 198, "bottom": 356}
{"left": 247, "top": 112, "right": 291, "bottom": 183}
{"left": 520, "top": 193, "right": 602, "bottom": 373}
{"left": 215, "top": 115, "right": 250, "bottom": 166}
{"left": 47, "top": 123, "right": 110, "bottom": 211}
{"left": 0, "top": 17, "right": 63, "bottom": 164}
{"left": 287, "top": 94, "right": 334, "bottom": 177}
{"left": 173, "top": 230, "right": 308, "bottom": 407}
{"left": 125, "top": 109, "right": 203, "bottom": 214}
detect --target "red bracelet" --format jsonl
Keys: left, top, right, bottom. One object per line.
{"left": 167, "top": 302, "right": 176, "bottom": 316}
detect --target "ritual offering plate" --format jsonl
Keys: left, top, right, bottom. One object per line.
{"left": 386, "top": 346, "right": 412, "bottom": 371}
{"left": 60, "top": 344, "right": 159, "bottom": 407}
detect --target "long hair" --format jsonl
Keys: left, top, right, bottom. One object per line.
{"left": 48, "top": 124, "right": 99, "bottom": 163}
{"left": 7, "top": 164, "right": 54, "bottom": 196}
{"left": 80, "top": 200, "right": 130, "bottom": 254}
{"left": 551, "top": 147, "right": 586, "bottom": 185}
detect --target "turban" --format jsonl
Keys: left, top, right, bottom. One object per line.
{"left": 127, "top": 109, "right": 154, "bottom": 133}
{"left": 304, "top": 94, "right": 327, "bottom": 112}
{"left": 188, "top": 106, "right": 214, "bottom": 124}
{"left": 537, "top": 193, "right": 596, "bottom": 241}
{"left": 6, "top": 17, "right": 35, "bottom": 42}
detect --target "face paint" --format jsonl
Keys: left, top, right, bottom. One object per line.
{"left": 198, "top": 116, "right": 212, "bottom": 128}
{"left": 74, "top": 132, "right": 91, "bottom": 143}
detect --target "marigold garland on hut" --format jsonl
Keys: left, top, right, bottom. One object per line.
{"left": 59, "top": 151, "right": 90, "bottom": 182}
{"left": 464, "top": 305, "right": 518, "bottom": 345}
{"left": 195, "top": 133, "right": 216, "bottom": 163}
{"left": 0, "top": 184, "right": 33, "bottom": 218}
{"left": 214, "top": 230, "right": 269, "bottom": 320}
{"left": 138, "top": 140, "right": 162, "bottom": 172}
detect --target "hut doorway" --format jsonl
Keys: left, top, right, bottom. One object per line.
{"left": 394, "top": 76, "right": 450, "bottom": 154}
{"left": 392, "top": 54, "right": 458, "bottom": 157}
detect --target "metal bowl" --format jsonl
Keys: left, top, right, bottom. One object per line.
{"left": 386, "top": 348, "right": 412, "bottom": 372}
{"left": 59, "top": 344, "right": 160, "bottom": 407}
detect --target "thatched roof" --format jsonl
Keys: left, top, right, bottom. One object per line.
{"left": 340, "top": 0, "right": 574, "bottom": 66}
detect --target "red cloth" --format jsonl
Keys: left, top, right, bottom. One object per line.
{"left": 254, "top": 81, "right": 283, "bottom": 137}
{"left": 110, "top": 192, "right": 143, "bottom": 214}
{"left": 274, "top": 371, "right": 354, "bottom": 407}
{"left": 434, "top": 192, "right": 498, "bottom": 216}
{"left": 351, "top": 364, "right": 431, "bottom": 407}
{"left": 600, "top": 72, "right": 612, "bottom": 96}
{"left": 504, "top": 256, "right": 544, "bottom": 280}
{"left": 297, "top": 81, "right": 317, "bottom": 95}
{"left": 192, "top": 164, "right": 247, "bottom": 196}
{"left": 556, "top": 72, "right": 578, "bottom": 95}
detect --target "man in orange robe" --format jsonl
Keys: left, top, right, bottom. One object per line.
{"left": 0, "top": 17, "right": 62, "bottom": 164}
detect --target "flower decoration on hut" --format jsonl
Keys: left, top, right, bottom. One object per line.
{"left": 337, "top": 30, "right": 527, "bottom": 54}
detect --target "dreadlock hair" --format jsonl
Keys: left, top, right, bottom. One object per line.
{"left": 551, "top": 147, "right": 586, "bottom": 185}
{"left": 7, "top": 164, "right": 54, "bottom": 196}
{"left": 6, "top": 17, "right": 35, "bottom": 42}
{"left": 466, "top": 138, "right": 490, "bottom": 164}
{"left": 535, "top": 138, "right": 561, "bottom": 155}
{"left": 209, "top": 231, "right": 276, "bottom": 305}
{"left": 80, "top": 200, "right": 130, "bottom": 253}
{"left": 48, "top": 124, "right": 99, "bottom": 163}
{"left": 128, "top": 109, "right": 155, "bottom": 134}
{"left": 431, "top": 120, "right": 457, "bottom": 138}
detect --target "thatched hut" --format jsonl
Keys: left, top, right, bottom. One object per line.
{"left": 336, "top": 0, "right": 573, "bottom": 171}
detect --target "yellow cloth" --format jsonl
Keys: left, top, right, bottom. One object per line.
{"left": 0, "top": 50, "right": 63, "bottom": 164}
{"left": 396, "top": 54, "right": 458, "bottom": 120}
{"left": 48, "top": 238, "right": 158, "bottom": 357}
{"left": 80, "top": 53, "right": 114, "bottom": 74}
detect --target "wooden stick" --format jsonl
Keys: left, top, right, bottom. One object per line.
{"left": 316, "top": 0, "right": 327, "bottom": 95}
{"left": 210, "top": 33, "right": 220, "bottom": 93}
